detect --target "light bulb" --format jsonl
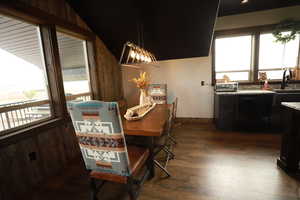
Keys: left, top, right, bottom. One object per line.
{"left": 130, "top": 50, "right": 136, "bottom": 58}
{"left": 136, "top": 54, "right": 140, "bottom": 60}
{"left": 141, "top": 55, "right": 145, "bottom": 61}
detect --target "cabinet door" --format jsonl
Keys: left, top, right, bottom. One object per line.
{"left": 217, "top": 95, "right": 237, "bottom": 130}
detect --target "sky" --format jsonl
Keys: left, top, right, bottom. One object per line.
{"left": 0, "top": 48, "right": 47, "bottom": 94}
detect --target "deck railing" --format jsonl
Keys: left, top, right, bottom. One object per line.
{"left": 0, "top": 92, "right": 91, "bottom": 135}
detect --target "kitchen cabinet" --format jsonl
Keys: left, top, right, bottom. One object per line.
{"left": 277, "top": 103, "right": 300, "bottom": 174}
{"left": 214, "top": 91, "right": 274, "bottom": 131}
{"left": 272, "top": 93, "right": 300, "bottom": 130}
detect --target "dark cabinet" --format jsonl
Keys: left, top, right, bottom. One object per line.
{"left": 214, "top": 94, "right": 237, "bottom": 130}
{"left": 277, "top": 106, "right": 300, "bottom": 173}
{"left": 272, "top": 93, "right": 300, "bottom": 131}
{"left": 214, "top": 93, "right": 273, "bottom": 131}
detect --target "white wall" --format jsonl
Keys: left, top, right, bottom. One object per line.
{"left": 122, "top": 6, "right": 300, "bottom": 118}
{"left": 142, "top": 57, "right": 213, "bottom": 118}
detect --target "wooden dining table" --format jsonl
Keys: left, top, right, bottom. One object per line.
{"left": 122, "top": 104, "right": 170, "bottom": 178}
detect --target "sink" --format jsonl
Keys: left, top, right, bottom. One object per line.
{"left": 274, "top": 89, "right": 300, "bottom": 93}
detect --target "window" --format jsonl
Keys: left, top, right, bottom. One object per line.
{"left": 258, "top": 32, "right": 300, "bottom": 80}
{"left": 56, "top": 32, "right": 91, "bottom": 102}
{"left": 213, "top": 28, "right": 300, "bottom": 83}
{"left": 0, "top": 15, "right": 52, "bottom": 134}
{"left": 215, "top": 35, "right": 252, "bottom": 82}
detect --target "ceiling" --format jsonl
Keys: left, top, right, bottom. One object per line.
{"left": 67, "top": 0, "right": 300, "bottom": 61}
{"left": 219, "top": 0, "right": 300, "bottom": 16}
{"left": 67, "top": 0, "right": 220, "bottom": 61}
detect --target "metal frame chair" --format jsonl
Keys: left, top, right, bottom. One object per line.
{"left": 69, "top": 101, "right": 150, "bottom": 200}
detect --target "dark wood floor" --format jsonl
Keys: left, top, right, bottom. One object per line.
{"left": 27, "top": 124, "right": 300, "bottom": 200}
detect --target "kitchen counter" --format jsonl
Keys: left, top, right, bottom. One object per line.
{"left": 277, "top": 101, "right": 300, "bottom": 174}
{"left": 216, "top": 90, "right": 275, "bottom": 95}
{"left": 281, "top": 102, "right": 300, "bottom": 111}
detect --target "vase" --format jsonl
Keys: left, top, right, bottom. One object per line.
{"left": 139, "top": 89, "right": 148, "bottom": 105}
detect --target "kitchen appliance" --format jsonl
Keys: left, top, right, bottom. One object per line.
{"left": 215, "top": 82, "right": 238, "bottom": 92}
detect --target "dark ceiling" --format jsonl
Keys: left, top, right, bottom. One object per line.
{"left": 67, "top": 0, "right": 300, "bottom": 61}
{"left": 219, "top": 0, "right": 300, "bottom": 16}
{"left": 67, "top": 0, "right": 220, "bottom": 61}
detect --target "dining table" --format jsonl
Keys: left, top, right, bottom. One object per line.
{"left": 122, "top": 104, "right": 170, "bottom": 178}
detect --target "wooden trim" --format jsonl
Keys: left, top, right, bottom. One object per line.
{"left": 298, "top": 37, "right": 300, "bottom": 67}
{"left": 211, "top": 38, "right": 216, "bottom": 86}
{"left": 253, "top": 33, "right": 260, "bottom": 82}
{"left": 0, "top": 100, "right": 50, "bottom": 113}
{"left": 215, "top": 24, "right": 277, "bottom": 37}
{"left": 39, "top": 25, "right": 68, "bottom": 118}
{"left": 0, "top": 1, "right": 95, "bottom": 41}
{"left": 0, "top": 118, "right": 63, "bottom": 148}
{"left": 85, "top": 41, "right": 101, "bottom": 100}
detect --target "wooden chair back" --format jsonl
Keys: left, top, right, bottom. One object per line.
{"left": 68, "top": 100, "right": 131, "bottom": 176}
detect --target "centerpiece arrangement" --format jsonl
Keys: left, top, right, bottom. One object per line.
{"left": 131, "top": 72, "right": 152, "bottom": 105}
{"left": 124, "top": 72, "right": 156, "bottom": 121}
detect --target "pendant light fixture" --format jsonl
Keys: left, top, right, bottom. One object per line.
{"left": 119, "top": 41, "right": 157, "bottom": 67}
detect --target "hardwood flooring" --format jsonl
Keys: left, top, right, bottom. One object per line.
{"left": 27, "top": 124, "right": 300, "bottom": 200}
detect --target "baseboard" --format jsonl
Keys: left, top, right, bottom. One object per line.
{"left": 175, "top": 118, "right": 213, "bottom": 124}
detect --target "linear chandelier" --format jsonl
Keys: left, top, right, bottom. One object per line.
{"left": 119, "top": 42, "right": 157, "bottom": 66}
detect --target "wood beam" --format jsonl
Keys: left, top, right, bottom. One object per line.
{"left": 39, "top": 24, "right": 68, "bottom": 118}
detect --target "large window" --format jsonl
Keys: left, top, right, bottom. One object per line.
{"left": 213, "top": 28, "right": 300, "bottom": 83}
{"left": 259, "top": 32, "right": 300, "bottom": 80}
{"left": 0, "top": 15, "right": 52, "bottom": 134}
{"left": 215, "top": 35, "right": 252, "bottom": 81}
{"left": 56, "top": 32, "right": 91, "bottom": 102}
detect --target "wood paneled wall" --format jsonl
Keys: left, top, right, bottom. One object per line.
{"left": 0, "top": 1, "right": 124, "bottom": 199}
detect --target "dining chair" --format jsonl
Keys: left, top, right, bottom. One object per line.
{"left": 148, "top": 84, "right": 167, "bottom": 104}
{"left": 168, "top": 97, "right": 178, "bottom": 145}
{"left": 68, "top": 100, "right": 150, "bottom": 200}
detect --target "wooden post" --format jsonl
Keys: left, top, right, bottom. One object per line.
{"left": 85, "top": 40, "right": 101, "bottom": 100}
{"left": 39, "top": 25, "right": 68, "bottom": 118}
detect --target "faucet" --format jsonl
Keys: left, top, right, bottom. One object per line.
{"left": 281, "top": 69, "right": 292, "bottom": 89}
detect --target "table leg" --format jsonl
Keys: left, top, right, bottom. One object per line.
{"left": 147, "top": 136, "right": 155, "bottom": 179}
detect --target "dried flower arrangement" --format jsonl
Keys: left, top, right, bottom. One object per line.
{"left": 130, "top": 72, "right": 150, "bottom": 89}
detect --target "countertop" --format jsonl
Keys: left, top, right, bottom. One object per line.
{"left": 216, "top": 90, "right": 275, "bottom": 95}
{"left": 281, "top": 102, "right": 300, "bottom": 111}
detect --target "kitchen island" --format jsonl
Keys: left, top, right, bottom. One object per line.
{"left": 277, "top": 102, "right": 300, "bottom": 174}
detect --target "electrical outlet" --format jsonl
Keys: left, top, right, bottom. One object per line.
{"left": 28, "top": 152, "right": 37, "bottom": 161}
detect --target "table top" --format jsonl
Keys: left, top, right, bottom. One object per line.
{"left": 122, "top": 104, "right": 169, "bottom": 137}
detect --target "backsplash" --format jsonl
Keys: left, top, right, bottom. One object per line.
{"left": 239, "top": 83, "right": 300, "bottom": 90}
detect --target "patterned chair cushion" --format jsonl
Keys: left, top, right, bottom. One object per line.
{"left": 68, "top": 100, "right": 131, "bottom": 176}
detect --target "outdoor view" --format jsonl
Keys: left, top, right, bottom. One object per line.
{"left": 56, "top": 31, "right": 91, "bottom": 100}
{"left": 0, "top": 15, "right": 91, "bottom": 134}
{"left": 215, "top": 32, "right": 300, "bottom": 81}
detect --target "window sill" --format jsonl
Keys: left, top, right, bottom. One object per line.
{"left": 0, "top": 117, "right": 69, "bottom": 148}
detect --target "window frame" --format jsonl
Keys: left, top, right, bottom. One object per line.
{"left": 212, "top": 24, "right": 300, "bottom": 85}
{"left": 214, "top": 33, "right": 255, "bottom": 82}
{"left": 0, "top": 2, "right": 99, "bottom": 140}
{"left": 56, "top": 31, "right": 93, "bottom": 101}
